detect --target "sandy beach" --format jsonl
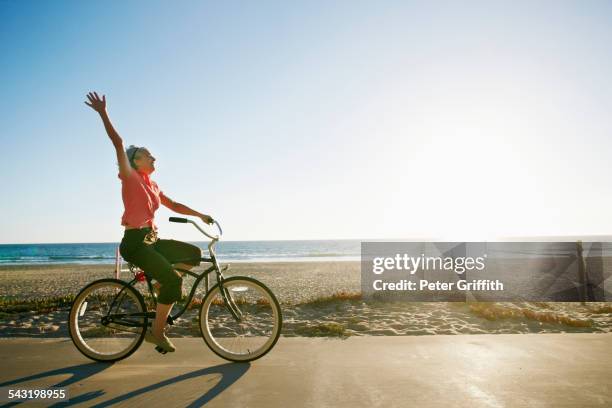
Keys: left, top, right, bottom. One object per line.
{"left": 1, "top": 261, "right": 610, "bottom": 338}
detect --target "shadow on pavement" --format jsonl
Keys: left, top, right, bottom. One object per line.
{"left": 1, "top": 361, "right": 249, "bottom": 407}
{"left": 0, "top": 362, "right": 111, "bottom": 407}
{"left": 87, "top": 362, "right": 250, "bottom": 407}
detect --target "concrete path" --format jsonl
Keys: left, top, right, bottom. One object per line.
{"left": 0, "top": 334, "right": 610, "bottom": 407}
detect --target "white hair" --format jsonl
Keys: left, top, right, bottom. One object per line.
{"left": 125, "top": 145, "right": 141, "bottom": 169}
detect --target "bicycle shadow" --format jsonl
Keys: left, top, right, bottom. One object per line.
{"left": 86, "top": 362, "right": 250, "bottom": 408}
{"left": 0, "top": 362, "right": 111, "bottom": 407}
{"left": 0, "top": 361, "right": 249, "bottom": 407}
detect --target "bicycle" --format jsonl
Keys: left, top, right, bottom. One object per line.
{"left": 69, "top": 217, "right": 282, "bottom": 363}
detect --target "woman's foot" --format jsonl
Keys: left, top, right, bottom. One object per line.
{"left": 144, "top": 329, "right": 176, "bottom": 352}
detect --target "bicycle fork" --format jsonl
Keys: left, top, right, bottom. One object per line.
{"left": 218, "top": 279, "right": 243, "bottom": 322}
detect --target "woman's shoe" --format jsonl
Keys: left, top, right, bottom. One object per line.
{"left": 144, "top": 329, "right": 176, "bottom": 352}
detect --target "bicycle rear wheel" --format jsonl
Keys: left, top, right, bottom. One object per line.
{"left": 69, "top": 278, "right": 147, "bottom": 362}
{"left": 199, "top": 276, "right": 282, "bottom": 362}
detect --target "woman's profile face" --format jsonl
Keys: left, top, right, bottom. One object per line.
{"left": 134, "top": 148, "right": 156, "bottom": 173}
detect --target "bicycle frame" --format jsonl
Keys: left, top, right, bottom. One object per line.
{"left": 104, "top": 218, "right": 243, "bottom": 331}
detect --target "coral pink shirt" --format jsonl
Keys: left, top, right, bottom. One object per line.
{"left": 118, "top": 170, "right": 165, "bottom": 229}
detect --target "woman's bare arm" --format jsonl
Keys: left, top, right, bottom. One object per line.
{"left": 160, "top": 193, "right": 214, "bottom": 224}
{"left": 85, "top": 92, "right": 132, "bottom": 178}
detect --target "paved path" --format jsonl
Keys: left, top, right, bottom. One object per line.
{"left": 1, "top": 334, "right": 610, "bottom": 407}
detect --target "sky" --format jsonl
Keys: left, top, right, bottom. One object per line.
{"left": 1, "top": 0, "right": 612, "bottom": 243}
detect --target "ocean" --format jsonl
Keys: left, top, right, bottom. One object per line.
{"left": 3, "top": 240, "right": 612, "bottom": 266}
{"left": 0, "top": 240, "right": 362, "bottom": 265}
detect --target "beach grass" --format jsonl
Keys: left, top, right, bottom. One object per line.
{"left": 468, "top": 302, "right": 594, "bottom": 327}
{"left": 297, "top": 290, "right": 362, "bottom": 306}
{"left": 295, "top": 322, "right": 348, "bottom": 337}
{"left": 0, "top": 295, "right": 75, "bottom": 315}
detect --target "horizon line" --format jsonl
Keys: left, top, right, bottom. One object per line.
{"left": 3, "top": 234, "right": 612, "bottom": 246}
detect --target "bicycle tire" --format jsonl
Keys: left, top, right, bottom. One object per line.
{"left": 69, "top": 278, "right": 147, "bottom": 362}
{"left": 199, "top": 276, "right": 282, "bottom": 362}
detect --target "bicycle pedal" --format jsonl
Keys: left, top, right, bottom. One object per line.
{"left": 155, "top": 346, "right": 167, "bottom": 355}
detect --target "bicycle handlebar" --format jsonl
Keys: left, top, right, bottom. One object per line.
{"left": 169, "top": 217, "right": 223, "bottom": 240}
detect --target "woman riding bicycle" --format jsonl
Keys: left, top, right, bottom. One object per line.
{"left": 85, "top": 91, "right": 213, "bottom": 353}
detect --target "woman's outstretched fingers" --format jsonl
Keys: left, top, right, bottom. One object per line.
{"left": 84, "top": 91, "right": 106, "bottom": 112}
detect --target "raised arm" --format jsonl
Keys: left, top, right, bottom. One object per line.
{"left": 84, "top": 91, "right": 132, "bottom": 179}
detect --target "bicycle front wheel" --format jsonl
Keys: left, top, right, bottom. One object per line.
{"left": 199, "top": 276, "right": 282, "bottom": 362}
{"left": 69, "top": 278, "right": 147, "bottom": 362}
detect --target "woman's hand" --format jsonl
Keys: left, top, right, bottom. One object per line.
{"left": 84, "top": 91, "right": 106, "bottom": 113}
{"left": 199, "top": 214, "right": 214, "bottom": 225}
